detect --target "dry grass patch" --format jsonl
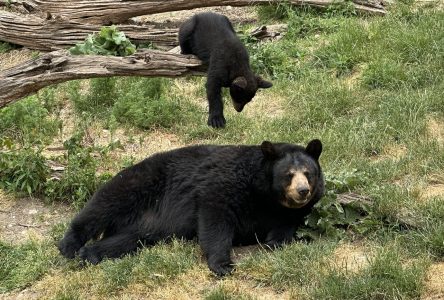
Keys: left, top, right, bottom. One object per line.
{"left": 244, "top": 92, "right": 286, "bottom": 119}
{"left": 0, "top": 49, "right": 34, "bottom": 72}
{"left": 420, "top": 174, "right": 444, "bottom": 202}
{"left": 332, "top": 242, "right": 370, "bottom": 274}
{"left": 427, "top": 117, "right": 444, "bottom": 146}
{"left": 422, "top": 262, "right": 444, "bottom": 300}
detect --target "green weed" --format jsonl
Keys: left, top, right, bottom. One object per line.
{"left": 0, "top": 148, "right": 48, "bottom": 196}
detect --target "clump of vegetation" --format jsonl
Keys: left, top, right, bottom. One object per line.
{"left": 297, "top": 169, "right": 370, "bottom": 240}
{"left": 0, "top": 41, "right": 17, "bottom": 53}
{"left": 69, "top": 26, "right": 136, "bottom": 56}
{"left": 112, "top": 77, "right": 182, "bottom": 129}
{"left": 68, "top": 78, "right": 117, "bottom": 116}
{"left": 44, "top": 130, "right": 112, "bottom": 209}
{"left": 0, "top": 147, "right": 48, "bottom": 196}
{"left": 0, "top": 95, "right": 60, "bottom": 146}
{"left": 67, "top": 76, "right": 200, "bottom": 130}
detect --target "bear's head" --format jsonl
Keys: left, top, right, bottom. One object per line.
{"left": 262, "top": 139, "right": 324, "bottom": 209}
{"left": 229, "top": 75, "right": 272, "bottom": 113}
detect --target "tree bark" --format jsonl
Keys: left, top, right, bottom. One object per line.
{"left": 1, "top": 0, "right": 386, "bottom": 24}
{"left": 0, "top": 50, "right": 204, "bottom": 108}
{"left": 0, "top": 11, "right": 178, "bottom": 51}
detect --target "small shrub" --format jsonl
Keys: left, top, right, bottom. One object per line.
{"left": 44, "top": 131, "right": 111, "bottom": 209}
{"left": 0, "top": 148, "right": 49, "bottom": 196}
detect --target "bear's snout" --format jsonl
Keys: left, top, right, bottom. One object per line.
{"left": 297, "top": 187, "right": 310, "bottom": 198}
{"left": 233, "top": 102, "right": 245, "bottom": 112}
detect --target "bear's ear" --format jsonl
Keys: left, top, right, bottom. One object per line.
{"left": 256, "top": 76, "right": 273, "bottom": 89}
{"left": 305, "top": 139, "right": 322, "bottom": 160}
{"left": 261, "top": 141, "right": 277, "bottom": 160}
{"left": 232, "top": 76, "right": 248, "bottom": 90}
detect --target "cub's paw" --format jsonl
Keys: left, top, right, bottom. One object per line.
{"left": 58, "top": 233, "right": 83, "bottom": 259}
{"left": 208, "top": 261, "right": 234, "bottom": 277}
{"left": 207, "top": 115, "right": 226, "bottom": 128}
{"left": 78, "top": 245, "right": 102, "bottom": 265}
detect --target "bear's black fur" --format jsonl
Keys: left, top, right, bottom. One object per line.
{"left": 178, "top": 12, "right": 273, "bottom": 128}
{"left": 58, "top": 140, "right": 325, "bottom": 276}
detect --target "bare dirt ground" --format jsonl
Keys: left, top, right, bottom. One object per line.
{"left": 134, "top": 6, "right": 257, "bottom": 27}
{"left": 332, "top": 242, "right": 370, "bottom": 273}
{"left": 0, "top": 190, "right": 73, "bottom": 245}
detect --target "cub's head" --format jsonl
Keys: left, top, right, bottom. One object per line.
{"left": 229, "top": 75, "right": 272, "bottom": 113}
{"left": 262, "top": 139, "right": 324, "bottom": 209}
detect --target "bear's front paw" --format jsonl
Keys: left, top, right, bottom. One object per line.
{"left": 208, "top": 261, "right": 234, "bottom": 277}
{"left": 78, "top": 245, "right": 102, "bottom": 265}
{"left": 207, "top": 115, "right": 226, "bottom": 128}
{"left": 58, "top": 233, "right": 83, "bottom": 259}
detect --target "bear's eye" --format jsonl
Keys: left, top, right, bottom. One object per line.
{"left": 286, "top": 173, "right": 293, "bottom": 180}
{"left": 303, "top": 171, "right": 310, "bottom": 177}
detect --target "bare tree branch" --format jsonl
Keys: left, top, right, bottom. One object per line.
{"left": 0, "top": 11, "right": 178, "bottom": 51}
{"left": 1, "top": 0, "right": 386, "bottom": 25}
{"left": 0, "top": 50, "right": 204, "bottom": 108}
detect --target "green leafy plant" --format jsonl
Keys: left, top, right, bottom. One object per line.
{"left": 44, "top": 130, "right": 111, "bottom": 209}
{"left": 0, "top": 148, "right": 49, "bottom": 196}
{"left": 69, "top": 26, "right": 136, "bottom": 56}
{"left": 297, "top": 170, "right": 370, "bottom": 239}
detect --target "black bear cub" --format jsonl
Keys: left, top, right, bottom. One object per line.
{"left": 179, "top": 12, "right": 273, "bottom": 128}
{"left": 59, "top": 140, "right": 325, "bottom": 276}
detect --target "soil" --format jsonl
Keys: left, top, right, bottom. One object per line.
{"left": 332, "top": 242, "right": 370, "bottom": 273}
{"left": 0, "top": 190, "right": 73, "bottom": 245}
{"left": 134, "top": 6, "right": 257, "bottom": 28}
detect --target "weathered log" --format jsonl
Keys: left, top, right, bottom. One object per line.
{"left": 0, "top": 50, "right": 204, "bottom": 108}
{"left": 1, "top": 0, "right": 386, "bottom": 24}
{"left": 0, "top": 11, "right": 178, "bottom": 51}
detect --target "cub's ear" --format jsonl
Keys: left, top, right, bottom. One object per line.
{"left": 232, "top": 76, "right": 248, "bottom": 90}
{"left": 261, "top": 141, "right": 277, "bottom": 160}
{"left": 305, "top": 139, "right": 322, "bottom": 160}
{"left": 256, "top": 76, "right": 273, "bottom": 89}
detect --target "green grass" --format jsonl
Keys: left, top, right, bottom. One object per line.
{"left": 1, "top": 2, "right": 444, "bottom": 299}
{"left": 0, "top": 240, "right": 61, "bottom": 293}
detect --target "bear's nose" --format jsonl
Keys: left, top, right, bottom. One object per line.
{"left": 297, "top": 188, "right": 309, "bottom": 198}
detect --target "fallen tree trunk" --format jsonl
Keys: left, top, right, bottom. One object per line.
{"left": 1, "top": 0, "right": 386, "bottom": 24}
{"left": 0, "top": 50, "right": 204, "bottom": 108}
{"left": 0, "top": 11, "right": 178, "bottom": 51}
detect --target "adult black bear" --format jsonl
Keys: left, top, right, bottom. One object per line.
{"left": 179, "top": 12, "right": 273, "bottom": 128}
{"left": 58, "top": 140, "right": 325, "bottom": 276}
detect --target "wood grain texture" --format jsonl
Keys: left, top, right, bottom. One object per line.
{"left": 1, "top": 0, "right": 386, "bottom": 24}
{"left": 0, "top": 11, "right": 178, "bottom": 51}
{"left": 0, "top": 50, "right": 204, "bottom": 108}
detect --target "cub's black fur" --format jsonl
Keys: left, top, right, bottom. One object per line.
{"left": 179, "top": 12, "right": 273, "bottom": 128}
{"left": 58, "top": 140, "right": 324, "bottom": 276}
